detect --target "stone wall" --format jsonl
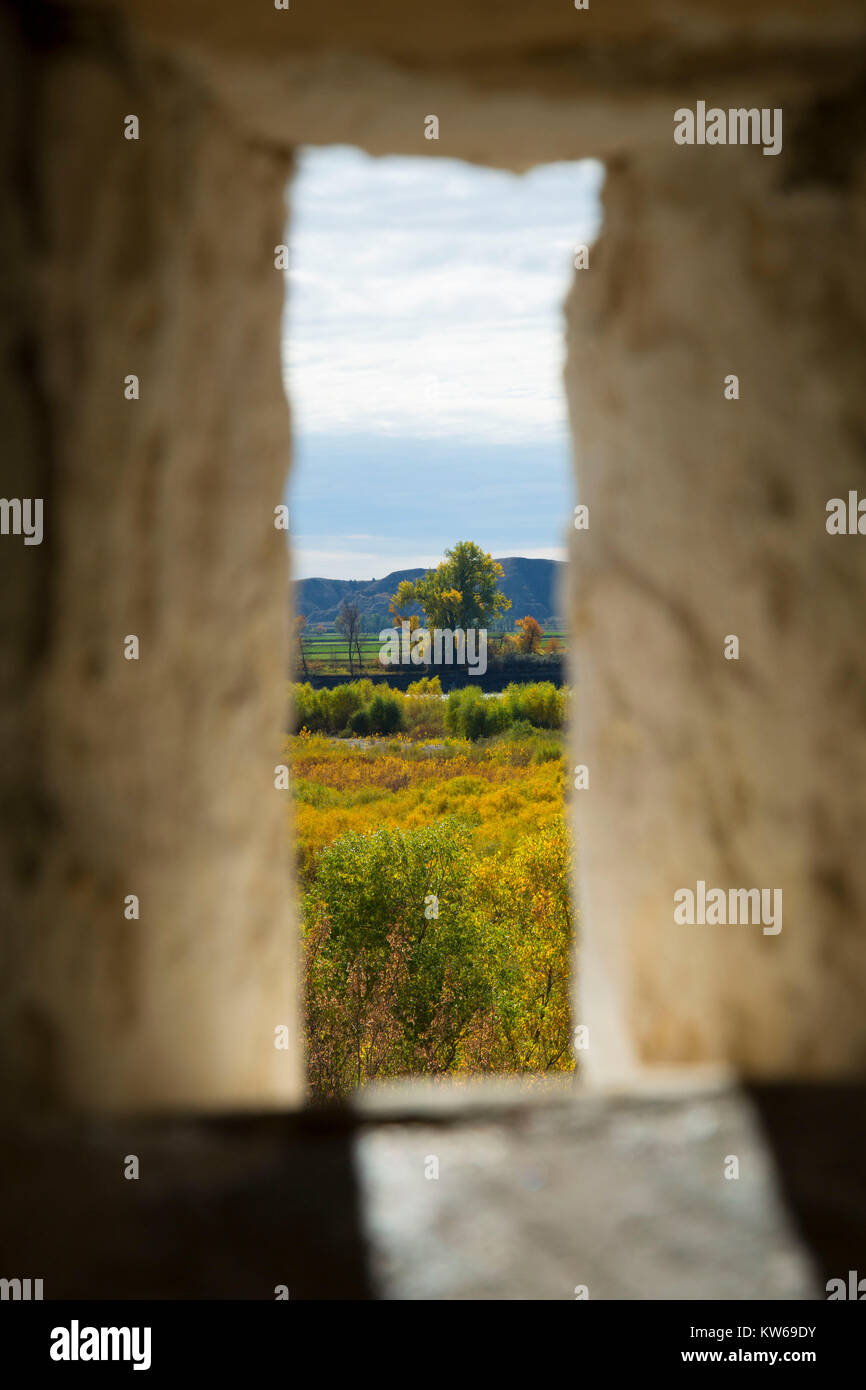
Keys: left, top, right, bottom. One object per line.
{"left": 568, "top": 130, "right": 866, "bottom": 1079}
{"left": 1, "top": 0, "right": 864, "bottom": 1110}
{"left": 0, "top": 3, "right": 302, "bottom": 1111}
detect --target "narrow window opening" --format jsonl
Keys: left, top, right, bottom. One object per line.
{"left": 282, "top": 147, "right": 603, "bottom": 1100}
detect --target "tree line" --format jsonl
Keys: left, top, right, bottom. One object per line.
{"left": 293, "top": 541, "right": 562, "bottom": 673}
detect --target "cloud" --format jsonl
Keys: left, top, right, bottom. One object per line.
{"left": 290, "top": 541, "right": 568, "bottom": 582}
{"left": 282, "top": 147, "right": 604, "bottom": 445}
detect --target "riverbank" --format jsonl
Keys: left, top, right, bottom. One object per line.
{"left": 294, "top": 658, "right": 564, "bottom": 692}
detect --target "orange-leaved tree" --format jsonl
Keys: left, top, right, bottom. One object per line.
{"left": 514, "top": 614, "right": 543, "bottom": 653}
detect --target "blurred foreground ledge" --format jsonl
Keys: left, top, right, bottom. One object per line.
{"left": 0, "top": 1079, "right": 862, "bottom": 1300}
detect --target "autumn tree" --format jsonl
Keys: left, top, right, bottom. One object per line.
{"left": 336, "top": 599, "right": 363, "bottom": 674}
{"left": 391, "top": 541, "right": 510, "bottom": 631}
{"left": 302, "top": 817, "right": 574, "bottom": 1096}
{"left": 293, "top": 614, "right": 308, "bottom": 677}
{"left": 303, "top": 820, "right": 491, "bottom": 1095}
{"left": 514, "top": 614, "right": 543, "bottom": 654}
{"left": 387, "top": 585, "right": 421, "bottom": 635}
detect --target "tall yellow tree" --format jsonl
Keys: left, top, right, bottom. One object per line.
{"left": 390, "top": 541, "right": 510, "bottom": 630}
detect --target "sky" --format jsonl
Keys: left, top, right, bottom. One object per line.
{"left": 282, "top": 146, "right": 603, "bottom": 581}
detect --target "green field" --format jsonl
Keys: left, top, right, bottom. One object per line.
{"left": 296, "top": 629, "right": 566, "bottom": 674}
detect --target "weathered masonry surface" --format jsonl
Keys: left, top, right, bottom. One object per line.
{"left": 1, "top": 0, "right": 864, "bottom": 1296}
{"left": 1, "top": 1081, "right": 864, "bottom": 1299}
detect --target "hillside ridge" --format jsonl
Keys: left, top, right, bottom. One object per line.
{"left": 294, "top": 556, "right": 564, "bottom": 627}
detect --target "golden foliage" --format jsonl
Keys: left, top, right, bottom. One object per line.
{"left": 288, "top": 734, "right": 565, "bottom": 882}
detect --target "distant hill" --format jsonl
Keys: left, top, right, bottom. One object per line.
{"left": 294, "top": 556, "right": 565, "bottom": 629}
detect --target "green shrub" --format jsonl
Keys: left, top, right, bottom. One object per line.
{"left": 403, "top": 686, "right": 445, "bottom": 738}
{"left": 366, "top": 691, "right": 404, "bottom": 735}
{"left": 304, "top": 819, "right": 490, "bottom": 1088}
{"left": 302, "top": 817, "right": 574, "bottom": 1097}
{"left": 506, "top": 717, "right": 535, "bottom": 739}
{"left": 445, "top": 686, "right": 509, "bottom": 740}
{"left": 290, "top": 677, "right": 567, "bottom": 740}
{"left": 291, "top": 680, "right": 384, "bottom": 734}
{"left": 532, "top": 737, "right": 563, "bottom": 764}
{"left": 503, "top": 681, "right": 564, "bottom": 730}
{"left": 325, "top": 682, "right": 365, "bottom": 732}
{"left": 407, "top": 675, "right": 442, "bottom": 696}
{"left": 349, "top": 706, "right": 371, "bottom": 735}
{"left": 292, "top": 682, "right": 327, "bottom": 732}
